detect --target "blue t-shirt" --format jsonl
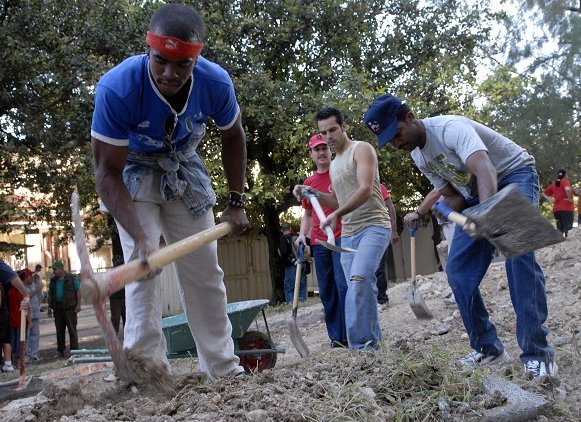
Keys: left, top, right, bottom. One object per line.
{"left": 0, "top": 259, "right": 17, "bottom": 289}
{"left": 0, "top": 259, "right": 17, "bottom": 314}
{"left": 91, "top": 55, "right": 240, "bottom": 153}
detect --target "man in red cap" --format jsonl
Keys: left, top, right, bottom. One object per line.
{"left": 295, "top": 134, "right": 348, "bottom": 347}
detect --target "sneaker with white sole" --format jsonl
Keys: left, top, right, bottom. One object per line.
{"left": 524, "top": 360, "right": 558, "bottom": 381}
{"left": 458, "top": 349, "right": 511, "bottom": 367}
{"left": 1, "top": 363, "right": 14, "bottom": 372}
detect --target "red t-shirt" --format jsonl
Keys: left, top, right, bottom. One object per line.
{"left": 8, "top": 287, "right": 23, "bottom": 328}
{"left": 544, "top": 178, "right": 574, "bottom": 212}
{"left": 380, "top": 183, "right": 391, "bottom": 201}
{"left": 301, "top": 171, "right": 342, "bottom": 243}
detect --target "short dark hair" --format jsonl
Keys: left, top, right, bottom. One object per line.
{"left": 149, "top": 4, "right": 205, "bottom": 43}
{"left": 396, "top": 103, "right": 411, "bottom": 122}
{"left": 315, "top": 107, "right": 344, "bottom": 126}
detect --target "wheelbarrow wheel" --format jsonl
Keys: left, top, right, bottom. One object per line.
{"left": 237, "top": 330, "right": 277, "bottom": 373}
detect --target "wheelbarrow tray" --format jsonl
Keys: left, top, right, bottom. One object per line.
{"left": 163, "top": 299, "right": 270, "bottom": 354}
{"left": 70, "top": 299, "right": 284, "bottom": 373}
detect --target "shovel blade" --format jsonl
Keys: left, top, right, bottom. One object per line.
{"left": 406, "top": 288, "right": 433, "bottom": 320}
{"left": 316, "top": 239, "right": 356, "bottom": 253}
{"left": 463, "top": 184, "right": 565, "bottom": 257}
{"left": 288, "top": 317, "right": 310, "bottom": 358}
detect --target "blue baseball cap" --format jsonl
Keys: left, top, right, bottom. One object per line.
{"left": 364, "top": 93, "right": 404, "bottom": 148}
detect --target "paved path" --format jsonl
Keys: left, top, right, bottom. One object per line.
{"left": 38, "top": 304, "right": 111, "bottom": 357}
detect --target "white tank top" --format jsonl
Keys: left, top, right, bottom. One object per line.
{"left": 330, "top": 141, "right": 390, "bottom": 236}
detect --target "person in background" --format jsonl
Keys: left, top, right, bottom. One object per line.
{"left": 279, "top": 222, "right": 307, "bottom": 303}
{"left": 47, "top": 260, "right": 81, "bottom": 358}
{"left": 8, "top": 273, "right": 26, "bottom": 367}
{"left": 294, "top": 107, "right": 391, "bottom": 350}
{"left": 90, "top": 3, "right": 248, "bottom": 378}
{"left": 110, "top": 287, "right": 126, "bottom": 336}
{"left": 574, "top": 184, "right": 581, "bottom": 225}
{"left": 23, "top": 268, "right": 43, "bottom": 362}
{"left": 542, "top": 169, "right": 574, "bottom": 237}
{"left": 296, "top": 134, "right": 348, "bottom": 347}
{"left": 365, "top": 92, "right": 557, "bottom": 381}
{"left": 375, "top": 183, "right": 398, "bottom": 307}
{"left": 0, "top": 259, "right": 30, "bottom": 372}
{"left": 32, "top": 264, "right": 44, "bottom": 300}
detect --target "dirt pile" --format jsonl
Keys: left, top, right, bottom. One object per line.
{"left": 1, "top": 229, "right": 580, "bottom": 421}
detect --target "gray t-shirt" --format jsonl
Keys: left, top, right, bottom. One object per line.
{"left": 411, "top": 115, "right": 535, "bottom": 198}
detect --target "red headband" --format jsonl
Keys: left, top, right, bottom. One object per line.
{"left": 146, "top": 32, "right": 204, "bottom": 58}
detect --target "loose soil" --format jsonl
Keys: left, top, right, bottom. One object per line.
{"left": 1, "top": 229, "right": 580, "bottom": 421}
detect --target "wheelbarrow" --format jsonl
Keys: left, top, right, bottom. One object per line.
{"left": 69, "top": 299, "right": 285, "bottom": 373}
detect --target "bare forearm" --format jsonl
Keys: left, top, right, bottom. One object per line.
{"left": 299, "top": 211, "right": 312, "bottom": 238}
{"left": 220, "top": 117, "right": 247, "bottom": 193}
{"left": 96, "top": 171, "right": 148, "bottom": 242}
{"left": 317, "top": 192, "right": 339, "bottom": 209}
{"left": 92, "top": 139, "right": 148, "bottom": 243}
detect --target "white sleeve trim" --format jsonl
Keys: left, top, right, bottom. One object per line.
{"left": 215, "top": 105, "right": 240, "bottom": 131}
{"left": 91, "top": 130, "right": 129, "bottom": 147}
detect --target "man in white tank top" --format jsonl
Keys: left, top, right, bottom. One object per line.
{"left": 294, "top": 107, "right": 391, "bottom": 350}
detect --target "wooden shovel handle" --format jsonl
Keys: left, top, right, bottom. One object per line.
{"left": 95, "top": 222, "right": 232, "bottom": 297}
{"left": 433, "top": 201, "right": 476, "bottom": 232}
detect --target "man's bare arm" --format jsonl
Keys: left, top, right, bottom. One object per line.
{"left": 92, "top": 138, "right": 150, "bottom": 253}
{"left": 219, "top": 114, "right": 249, "bottom": 235}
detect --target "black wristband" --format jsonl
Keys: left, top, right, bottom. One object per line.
{"left": 415, "top": 209, "right": 422, "bottom": 217}
{"left": 228, "top": 191, "right": 246, "bottom": 208}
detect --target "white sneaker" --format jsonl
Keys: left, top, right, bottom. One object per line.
{"left": 524, "top": 360, "right": 558, "bottom": 381}
{"left": 459, "top": 349, "right": 511, "bottom": 367}
{"left": 2, "top": 363, "right": 14, "bottom": 372}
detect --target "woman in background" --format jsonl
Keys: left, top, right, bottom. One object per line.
{"left": 542, "top": 169, "right": 574, "bottom": 237}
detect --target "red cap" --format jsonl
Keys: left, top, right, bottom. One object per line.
{"left": 308, "top": 134, "right": 327, "bottom": 149}
{"left": 22, "top": 268, "right": 33, "bottom": 276}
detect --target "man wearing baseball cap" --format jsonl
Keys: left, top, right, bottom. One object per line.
{"left": 364, "top": 93, "right": 557, "bottom": 382}
{"left": 47, "top": 260, "right": 81, "bottom": 358}
{"left": 294, "top": 108, "right": 391, "bottom": 351}
{"left": 295, "top": 134, "right": 348, "bottom": 348}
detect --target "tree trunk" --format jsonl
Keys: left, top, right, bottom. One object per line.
{"left": 262, "top": 205, "right": 285, "bottom": 304}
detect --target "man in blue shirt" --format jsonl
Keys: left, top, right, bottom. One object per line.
{"left": 91, "top": 3, "right": 247, "bottom": 378}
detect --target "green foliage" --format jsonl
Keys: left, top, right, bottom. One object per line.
{"left": 0, "top": 0, "right": 154, "bottom": 236}
{"left": 499, "top": 1, "right": 581, "bottom": 185}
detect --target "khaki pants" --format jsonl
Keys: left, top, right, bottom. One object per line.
{"left": 116, "top": 170, "right": 242, "bottom": 378}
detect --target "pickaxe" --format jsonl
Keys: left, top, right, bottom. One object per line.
{"left": 71, "top": 190, "right": 231, "bottom": 390}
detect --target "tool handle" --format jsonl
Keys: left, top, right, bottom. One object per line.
{"left": 410, "top": 236, "right": 416, "bottom": 282}
{"left": 292, "top": 243, "right": 304, "bottom": 311}
{"left": 302, "top": 190, "right": 336, "bottom": 244}
{"left": 96, "top": 222, "right": 232, "bottom": 297}
{"left": 20, "top": 307, "right": 27, "bottom": 341}
{"left": 296, "top": 241, "right": 304, "bottom": 265}
{"left": 406, "top": 220, "right": 420, "bottom": 237}
{"left": 433, "top": 201, "right": 476, "bottom": 233}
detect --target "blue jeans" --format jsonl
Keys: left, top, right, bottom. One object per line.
{"left": 446, "top": 165, "right": 554, "bottom": 364}
{"left": 340, "top": 226, "right": 390, "bottom": 350}
{"left": 284, "top": 265, "right": 307, "bottom": 303}
{"left": 312, "top": 241, "right": 348, "bottom": 344}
